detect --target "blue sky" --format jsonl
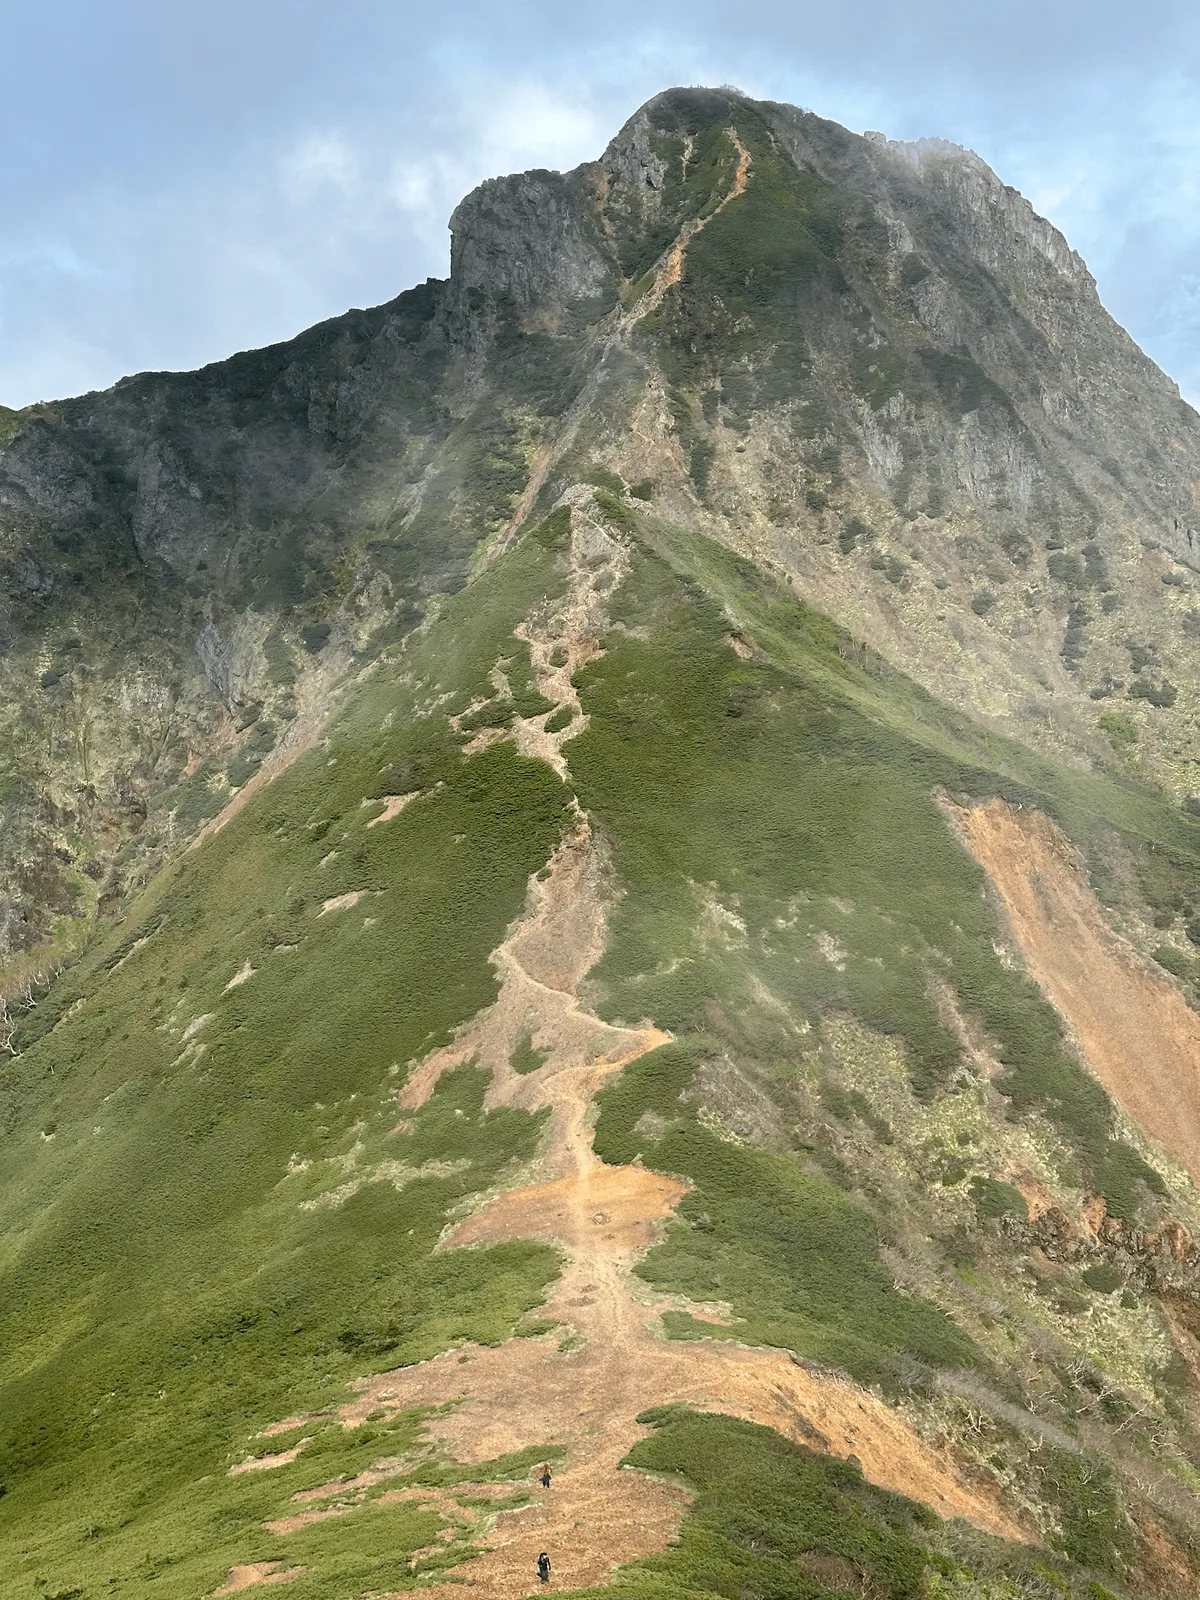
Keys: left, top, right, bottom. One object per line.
{"left": 2, "top": 0, "right": 1199, "bottom": 406}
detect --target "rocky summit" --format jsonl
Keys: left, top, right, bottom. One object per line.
{"left": 4, "top": 85, "right": 1200, "bottom": 1600}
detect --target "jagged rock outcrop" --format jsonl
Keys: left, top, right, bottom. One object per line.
{"left": 449, "top": 168, "right": 612, "bottom": 310}
{"left": 3, "top": 82, "right": 1200, "bottom": 964}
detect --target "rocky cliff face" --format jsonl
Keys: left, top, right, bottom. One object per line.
{"left": 3, "top": 84, "right": 1199, "bottom": 965}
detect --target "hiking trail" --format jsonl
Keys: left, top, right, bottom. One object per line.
{"left": 215, "top": 511, "right": 1022, "bottom": 1597}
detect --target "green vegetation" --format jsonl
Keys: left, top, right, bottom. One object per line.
{"left": 1099, "top": 710, "right": 1139, "bottom": 747}
{"left": 1128, "top": 676, "right": 1178, "bottom": 708}
{"left": 9, "top": 83, "right": 1200, "bottom": 1600}
{"left": 0, "top": 403, "right": 25, "bottom": 447}
{"left": 1040, "top": 1449, "right": 1135, "bottom": 1575}
{"left": 3, "top": 492, "right": 1195, "bottom": 1593}
{"left": 970, "top": 1176, "right": 1028, "bottom": 1221}
{"left": 566, "top": 1408, "right": 1108, "bottom": 1600}
{"left": 646, "top": 102, "right": 854, "bottom": 419}
{"left": 594, "top": 1045, "right": 977, "bottom": 1387}
{"left": 570, "top": 524, "right": 1167, "bottom": 1221}
{"left": 594, "top": 487, "right": 639, "bottom": 533}
{"left": 1082, "top": 1263, "right": 1125, "bottom": 1293}
{"left": 511, "top": 1033, "right": 551, "bottom": 1075}
{"left": 585, "top": 465, "right": 627, "bottom": 495}
{"left": 582, "top": 1408, "right": 933, "bottom": 1599}
{"left": 1153, "top": 944, "right": 1192, "bottom": 978}
{"left": 0, "top": 529, "right": 574, "bottom": 1596}
{"left": 613, "top": 94, "right": 747, "bottom": 281}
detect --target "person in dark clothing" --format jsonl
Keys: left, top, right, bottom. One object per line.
{"left": 538, "top": 1551, "right": 551, "bottom": 1584}
{"left": 540, "top": 1467, "right": 552, "bottom": 1489}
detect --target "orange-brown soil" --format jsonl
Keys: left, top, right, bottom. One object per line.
{"left": 1135, "top": 1514, "right": 1200, "bottom": 1599}
{"left": 951, "top": 798, "right": 1200, "bottom": 1184}
{"left": 259, "top": 1412, "right": 325, "bottom": 1438}
{"left": 229, "top": 1440, "right": 311, "bottom": 1476}
{"left": 632, "top": 129, "right": 750, "bottom": 315}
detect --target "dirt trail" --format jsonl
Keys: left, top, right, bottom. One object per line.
{"left": 621, "top": 129, "right": 751, "bottom": 323}
{"left": 951, "top": 798, "right": 1200, "bottom": 1185}
{"left": 221, "top": 518, "right": 1021, "bottom": 1596}
{"left": 499, "top": 129, "right": 751, "bottom": 544}
{"left": 347, "top": 822, "right": 1021, "bottom": 1598}
{"left": 335, "top": 622, "right": 1020, "bottom": 1594}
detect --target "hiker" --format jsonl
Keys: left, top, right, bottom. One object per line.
{"left": 538, "top": 1551, "right": 551, "bottom": 1584}
{"left": 540, "top": 1466, "right": 552, "bottom": 1489}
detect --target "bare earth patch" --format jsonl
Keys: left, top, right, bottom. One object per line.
{"left": 367, "top": 792, "right": 418, "bottom": 828}
{"left": 951, "top": 798, "right": 1200, "bottom": 1184}
{"left": 260, "top": 1412, "right": 324, "bottom": 1438}
{"left": 318, "top": 891, "right": 363, "bottom": 917}
{"left": 212, "top": 1560, "right": 305, "bottom": 1593}
{"left": 229, "top": 1440, "right": 311, "bottom": 1476}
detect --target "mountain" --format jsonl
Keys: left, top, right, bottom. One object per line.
{"left": 4, "top": 84, "right": 1200, "bottom": 1600}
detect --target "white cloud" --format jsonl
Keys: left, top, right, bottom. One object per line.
{"left": 3, "top": 9, "right": 1200, "bottom": 405}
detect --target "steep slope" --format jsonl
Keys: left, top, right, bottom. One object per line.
{"left": 7, "top": 86, "right": 1200, "bottom": 977}
{"left": 5, "top": 85, "right": 1200, "bottom": 1600}
{"left": 3, "top": 497, "right": 1200, "bottom": 1598}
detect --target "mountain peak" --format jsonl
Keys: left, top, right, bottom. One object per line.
{"left": 6, "top": 91, "right": 1200, "bottom": 1597}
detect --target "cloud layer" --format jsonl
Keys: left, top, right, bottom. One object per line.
{"left": 2, "top": 1, "right": 1198, "bottom": 404}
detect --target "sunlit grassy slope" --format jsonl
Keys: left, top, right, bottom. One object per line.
{"left": 4, "top": 507, "right": 1200, "bottom": 1596}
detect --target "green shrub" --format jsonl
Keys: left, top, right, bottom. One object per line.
{"left": 510, "top": 1034, "right": 551, "bottom": 1075}
{"left": 969, "top": 1177, "right": 1028, "bottom": 1220}
{"left": 593, "top": 1046, "right": 977, "bottom": 1387}
{"left": 0, "top": 530, "right": 576, "bottom": 1591}
{"left": 577, "top": 1408, "right": 932, "bottom": 1600}
{"left": 839, "top": 515, "right": 869, "bottom": 554}
{"left": 1128, "top": 676, "right": 1178, "bottom": 708}
{"left": 584, "top": 465, "right": 625, "bottom": 495}
{"left": 1098, "top": 710, "right": 1138, "bottom": 747}
{"left": 593, "top": 487, "right": 638, "bottom": 533}
{"left": 570, "top": 1406, "right": 1089, "bottom": 1600}
{"left": 1047, "top": 552, "right": 1086, "bottom": 587}
{"left": 1153, "top": 945, "right": 1191, "bottom": 978}
{"left": 530, "top": 506, "right": 572, "bottom": 551}
{"left": 689, "top": 440, "right": 716, "bottom": 497}
{"left": 1081, "top": 1263, "right": 1124, "bottom": 1293}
